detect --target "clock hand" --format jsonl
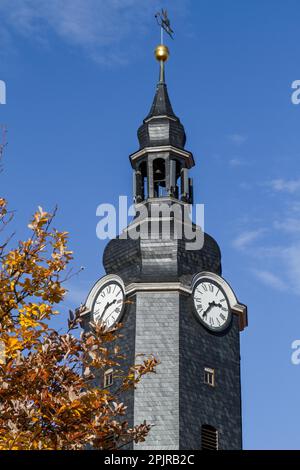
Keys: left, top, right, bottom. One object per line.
{"left": 103, "top": 301, "right": 120, "bottom": 323}
{"left": 103, "top": 299, "right": 117, "bottom": 316}
{"left": 202, "top": 301, "right": 220, "bottom": 318}
{"left": 202, "top": 302, "right": 214, "bottom": 318}
{"left": 101, "top": 299, "right": 117, "bottom": 316}
{"left": 102, "top": 301, "right": 110, "bottom": 314}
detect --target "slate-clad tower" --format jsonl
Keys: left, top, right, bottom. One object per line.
{"left": 84, "top": 43, "right": 248, "bottom": 450}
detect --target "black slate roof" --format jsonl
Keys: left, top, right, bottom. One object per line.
{"left": 145, "top": 82, "right": 176, "bottom": 119}
{"left": 137, "top": 81, "right": 186, "bottom": 149}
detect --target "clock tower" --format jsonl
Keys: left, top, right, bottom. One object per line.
{"left": 83, "top": 41, "right": 248, "bottom": 450}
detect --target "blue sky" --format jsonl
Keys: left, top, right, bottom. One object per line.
{"left": 1, "top": 0, "right": 300, "bottom": 449}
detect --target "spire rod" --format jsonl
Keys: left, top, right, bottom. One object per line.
{"left": 154, "top": 9, "right": 173, "bottom": 83}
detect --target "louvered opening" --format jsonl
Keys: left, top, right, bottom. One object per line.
{"left": 201, "top": 425, "right": 218, "bottom": 450}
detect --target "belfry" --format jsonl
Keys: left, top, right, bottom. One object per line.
{"left": 83, "top": 26, "right": 248, "bottom": 450}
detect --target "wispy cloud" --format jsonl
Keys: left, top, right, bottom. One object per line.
{"left": 234, "top": 231, "right": 300, "bottom": 295}
{"left": 261, "top": 244, "right": 300, "bottom": 293}
{"left": 229, "top": 158, "right": 242, "bottom": 167}
{"left": 290, "top": 201, "right": 300, "bottom": 212}
{"left": 227, "top": 133, "right": 247, "bottom": 146}
{"left": 229, "top": 157, "right": 249, "bottom": 167}
{"left": 282, "top": 244, "right": 300, "bottom": 292}
{"left": 252, "top": 269, "right": 287, "bottom": 292}
{"left": 0, "top": 0, "right": 189, "bottom": 65}
{"left": 232, "top": 229, "right": 266, "bottom": 250}
{"left": 233, "top": 217, "right": 300, "bottom": 294}
{"left": 266, "top": 178, "right": 300, "bottom": 194}
{"left": 274, "top": 218, "right": 300, "bottom": 234}
{"left": 232, "top": 168, "right": 300, "bottom": 294}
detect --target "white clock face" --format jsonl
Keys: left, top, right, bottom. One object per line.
{"left": 193, "top": 280, "right": 231, "bottom": 331}
{"left": 93, "top": 281, "right": 125, "bottom": 328}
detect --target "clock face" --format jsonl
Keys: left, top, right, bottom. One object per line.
{"left": 193, "top": 280, "right": 231, "bottom": 332}
{"left": 93, "top": 281, "right": 125, "bottom": 328}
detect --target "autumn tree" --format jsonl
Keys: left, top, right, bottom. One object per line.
{"left": 0, "top": 169, "right": 157, "bottom": 449}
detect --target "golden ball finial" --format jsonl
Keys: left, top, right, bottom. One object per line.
{"left": 155, "top": 44, "right": 169, "bottom": 62}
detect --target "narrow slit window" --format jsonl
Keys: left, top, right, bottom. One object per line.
{"left": 204, "top": 367, "right": 215, "bottom": 387}
{"left": 104, "top": 369, "right": 113, "bottom": 388}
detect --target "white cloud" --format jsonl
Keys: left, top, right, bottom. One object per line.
{"left": 229, "top": 158, "right": 243, "bottom": 167}
{"left": 252, "top": 269, "right": 287, "bottom": 292}
{"left": 274, "top": 218, "right": 300, "bottom": 234}
{"left": 229, "top": 157, "right": 250, "bottom": 167}
{"left": 232, "top": 229, "right": 266, "bottom": 250}
{"left": 234, "top": 235, "right": 300, "bottom": 294}
{"left": 227, "top": 134, "right": 247, "bottom": 145}
{"left": 233, "top": 180, "right": 300, "bottom": 295}
{"left": 0, "top": 0, "right": 189, "bottom": 65}
{"left": 283, "top": 244, "right": 300, "bottom": 292}
{"left": 267, "top": 178, "right": 300, "bottom": 194}
{"left": 290, "top": 201, "right": 300, "bottom": 212}
{"left": 235, "top": 234, "right": 300, "bottom": 294}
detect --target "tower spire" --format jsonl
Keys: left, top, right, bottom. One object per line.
{"left": 136, "top": 38, "right": 186, "bottom": 150}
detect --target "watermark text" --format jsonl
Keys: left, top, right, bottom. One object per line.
{"left": 0, "top": 80, "right": 6, "bottom": 105}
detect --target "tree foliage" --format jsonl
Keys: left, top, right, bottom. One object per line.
{"left": 0, "top": 195, "right": 158, "bottom": 450}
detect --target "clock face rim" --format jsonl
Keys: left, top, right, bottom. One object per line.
{"left": 92, "top": 279, "right": 125, "bottom": 328}
{"left": 192, "top": 278, "right": 232, "bottom": 332}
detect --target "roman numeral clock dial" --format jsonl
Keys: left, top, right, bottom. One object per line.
{"left": 193, "top": 279, "right": 231, "bottom": 332}
{"left": 92, "top": 281, "right": 125, "bottom": 328}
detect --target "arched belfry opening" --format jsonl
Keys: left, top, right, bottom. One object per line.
{"left": 153, "top": 158, "right": 166, "bottom": 197}
{"left": 134, "top": 161, "right": 148, "bottom": 203}
{"left": 169, "top": 158, "right": 193, "bottom": 203}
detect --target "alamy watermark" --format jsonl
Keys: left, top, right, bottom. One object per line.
{"left": 0, "top": 80, "right": 6, "bottom": 105}
{"left": 291, "top": 340, "right": 300, "bottom": 365}
{"left": 291, "top": 80, "right": 300, "bottom": 104}
{"left": 96, "top": 196, "right": 205, "bottom": 251}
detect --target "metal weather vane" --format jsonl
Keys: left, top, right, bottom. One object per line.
{"left": 155, "top": 9, "right": 174, "bottom": 41}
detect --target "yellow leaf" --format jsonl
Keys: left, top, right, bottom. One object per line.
{"left": 19, "top": 314, "right": 39, "bottom": 329}
{"left": 5, "top": 337, "right": 22, "bottom": 356}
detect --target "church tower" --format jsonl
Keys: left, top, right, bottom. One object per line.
{"left": 83, "top": 38, "right": 248, "bottom": 450}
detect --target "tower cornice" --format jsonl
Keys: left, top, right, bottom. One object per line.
{"left": 129, "top": 145, "right": 195, "bottom": 169}
{"left": 126, "top": 278, "right": 247, "bottom": 331}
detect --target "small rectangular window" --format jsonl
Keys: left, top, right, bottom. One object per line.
{"left": 104, "top": 369, "right": 113, "bottom": 388}
{"left": 204, "top": 367, "right": 215, "bottom": 387}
